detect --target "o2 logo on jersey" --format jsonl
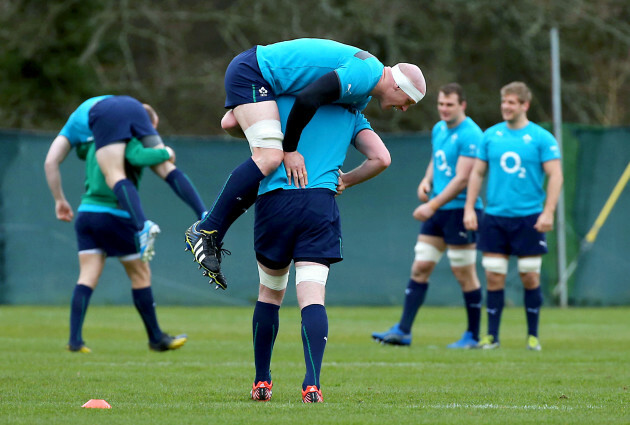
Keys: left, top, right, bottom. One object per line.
{"left": 500, "top": 151, "right": 526, "bottom": 178}
{"left": 435, "top": 150, "right": 453, "bottom": 177}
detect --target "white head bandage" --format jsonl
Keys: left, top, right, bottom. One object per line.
{"left": 391, "top": 65, "right": 425, "bottom": 103}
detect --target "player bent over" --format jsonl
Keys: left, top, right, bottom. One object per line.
{"left": 45, "top": 138, "right": 187, "bottom": 352}
{"left": 249, "top": 96, "right": 390, "bottom": 403}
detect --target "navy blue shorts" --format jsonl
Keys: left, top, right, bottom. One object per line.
{"left": 477, "top": 213, "right": 548, "bottom": 256}
{"left": 254, "top": 189, "right": 342, "bottom": 269}
{"left": 224, "top": 46, "right": 277, "bottom": 109}
{"left": 75, "top": 211, "right": 139, "bottom": 258}
{"left": 420, "top": 208, "right": 481, "bottom": 245}
{"left": 88, "top": 96, "right": 158, "bottom": 150}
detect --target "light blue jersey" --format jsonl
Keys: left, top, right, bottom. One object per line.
{"left": 259, "top": 96, "right": 372, "bottom": 194}
{"left": 478, "top": 122, "right": 561, "bottom": 217}
{"left": 59, "top": 95, "right": 112, "bottom": 147}
{"left": 431, "top": 117, "right": 483, "bottom": 210}
{"left": 256, "top": 39, "right": 384, "bottom": 111}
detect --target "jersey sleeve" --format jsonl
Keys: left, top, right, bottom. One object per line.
{"left": 539, "top": 129, "right": 562, "bottom": 162}
{"left": 351, "top": 111, "right": 373, "bottom": 144}
{"left": 58, "top": 114, "right": 82, "bottom": 147}
{"left": 335, "top": 58, "right": 380, "bottom": 108}
{"left": 477, "top": 130, "right": 491, "bottom": 161}
{"left": 125, "top": 139, "right": 171, "bottom": 167}
{"left": 459, "top": 126, "right": 482, "bottom": 158}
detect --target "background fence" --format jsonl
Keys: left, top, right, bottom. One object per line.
{"left": 0, "top": 125, "right": 628, "bottom": 306}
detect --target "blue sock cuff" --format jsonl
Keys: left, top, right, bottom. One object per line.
{"left": 464, "top": 288, "right": 482, "bottom": 304}
{"left": 165, "top": 168, "right": 183, "bottom": 184}
{"left": 242, "top": 157, "right": 265, "bottom": 180}
{"left": 301, "top": 303, "right": 325, "bottom": 317}
{"left": 524, "top": 287, "right": 543, "bottom": 308}
{"left": 75, "top": 283, "right": 94, "bottom": 296}
{"left": 256, "top": 300, "right": 281, "bottom": 313}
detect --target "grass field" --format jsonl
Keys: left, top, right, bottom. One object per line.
{"left": 0, "top": 305, "right": 628, "bottom": 424}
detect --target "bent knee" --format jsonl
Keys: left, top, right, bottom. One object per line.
{"left": 252, "top": 149, "right": 285, "bottom": 175}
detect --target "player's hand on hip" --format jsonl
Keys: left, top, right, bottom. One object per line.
{"left": 56, "top": 200, "right": 74, "bottom": 222}
{"left": 335, "top": 170, "right": 346, "bottom": 196}
{"left": 284, "top": 151, "right": 308, "bottom": 188}
{"left": 463, "top": 207, "right": 477, "bottom": 231}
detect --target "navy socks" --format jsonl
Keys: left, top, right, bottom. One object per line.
{"left": 132, "top": 287, "right": 163, "bottom": 344}
{"left": 486, "top": 289, "right": 505, "bottom": 341}
{"left": 113, "top": 179, "right": 146, "bottom": 231}
{"left": 69, "top": 284, "right": 93, "bottom": 347}
{"left": 199, "top": 157, "right": 264, "bottom": 242}
{"left": 165, "top": 169, "right": 207, "bottom": 219}
{"left": 398, "top": 280, "right": 429, "bottom": 334}
{"left": 301, "top": 304, "right": 328, "bottom": 390}
{"left": 252, "top": 301, "right": 280, "bottom": 383}
{"left": 463, "top": 288, "right": 482, "bottom": 340}
{"left": 524, "top": 287, "right": 543, "bottom": 337}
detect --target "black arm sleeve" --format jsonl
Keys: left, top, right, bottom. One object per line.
{"left": 282, "top": 71, "right": 340, "bottom": 152}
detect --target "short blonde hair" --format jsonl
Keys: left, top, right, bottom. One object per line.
{"left": 500, "top": 82, "right": 531, "bottom": 104}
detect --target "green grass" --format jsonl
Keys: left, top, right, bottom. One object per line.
{"left": 0, "top": 306, "right": 628, "bottom": 424}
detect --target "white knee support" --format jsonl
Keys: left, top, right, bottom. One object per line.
{"left": 295, "top": 264, "right": 329, "bottom": 286}
{"left": 258, "top": 265, "right": 289, "bottom": 290}
{"left": 414, "top": 241, "right": 444, "bottom": 263}
{"left": 447, "top": 249, "right": 477, "bottom": 267}
{"left": 518, "top": 257, "right": 542, "bottom": 273}
{"left": 482, "top": 256, "right": 509, "bottom": 274}
{"left": 244, "top": 120, "right": 284, "bottom": 150}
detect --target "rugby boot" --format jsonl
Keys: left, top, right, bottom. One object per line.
{"left": 67, "top": 343, "right": 91, "bottom": 353}
{"left": 447, "top": 331, "right": 478, "bottom": 349}
{"left": 149, "top": 333, "right": 188, "bottom": 352}
{"left": 302, "top": 385, "right": 323, "bottom": 403}
{"left": 526, "top": 335, "right": 542, "bottom": 351}
{"left": 371, "top": 323, "right": 412, "bottom": 346}
{"left": 476, "top": 334, "right": 500, "bottom": 349}
{"left": 251, "top": 381, "right": 273, "bottom": 402}
{"left": 185, "top": 221, "right": 229, "bottom": 290}
{"left": 137, "top": 220, "right": 161, "bottom": 262}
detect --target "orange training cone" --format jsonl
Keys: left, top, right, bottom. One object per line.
{"left": 81, "top": 399, "right": 111, "bottom": 409}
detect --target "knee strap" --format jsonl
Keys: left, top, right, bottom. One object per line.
{"left": 244, "top": 120, "right": 284, "bottom": 150}
{"left": 518, "top": 257, "right": 542, "bottom": 273}
{"left": 447, "top": 249, "right": 477, "bottom": 267}
{"left": 482, "top": 256, "right": 508, "bottom": 274}
{"left": 295, "top": 264, "right": 329, "bottom": 286}
{"left": 258, "top": 265, "right": 289, "bottom": 290}
{"left": 414, "top": 241, "right": 444, "bottom": 263}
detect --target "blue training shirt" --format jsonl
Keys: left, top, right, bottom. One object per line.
{"left": 256, "top": 38, "right": 384, "bottom": 112}
{"left": 59, "top": 95, "right": 113, "bottom": 147}
{"left": 430, "top": 117, "right": 484, "bottom": 210}
{"left": 478, "top": 121, "right": 561, "bottom": 217}
{"left": 259, "top": 96, "right": 372, "bottom": 194}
